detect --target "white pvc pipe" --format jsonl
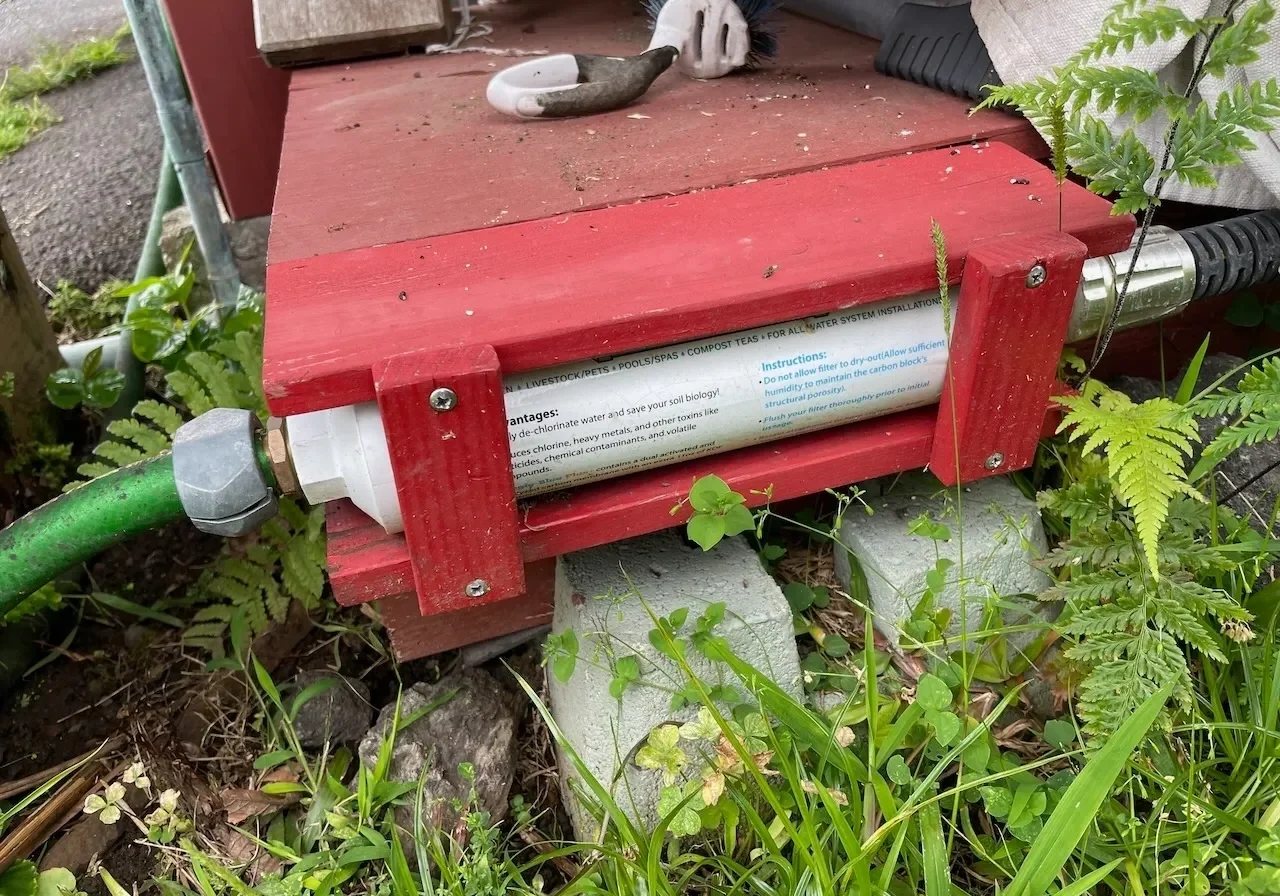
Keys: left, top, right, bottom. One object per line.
{"left": 287, "top": 292, "right": 950, "bottom": 534}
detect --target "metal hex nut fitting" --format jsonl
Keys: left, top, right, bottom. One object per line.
{"left": 173, "top": 408, "right": 279, "bottom": 537}
{"left": 266, "top": 417, "right": 300, "bottom": 497}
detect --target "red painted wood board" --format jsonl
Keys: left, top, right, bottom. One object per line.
{"left": 162, "top": 0, "right": 289, "bottom": 220}
{"left": 374, "top": 346, "right": 525, "bottom": 614}
{"left": 268, "top": 0, "right": 1045, "bottom": 266}
{"left": 931, "top": 232, "right": 1087, "bottom": 484}
{"left": 264, "top": 143, "right": 1132, "bottom": 417}
{"left": 377, "top": 558, "right": 556, "bottom": 661}
{"left": 326, "top": 399, "right": 1070, "bottom": 610}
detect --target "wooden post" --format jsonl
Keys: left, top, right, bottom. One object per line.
{"left": 0, "top": 203, "right": 61, "bottom": 448}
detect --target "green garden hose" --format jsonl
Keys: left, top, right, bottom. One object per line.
{"left": 0, "top": 453, "right": 185, "bottom": 617}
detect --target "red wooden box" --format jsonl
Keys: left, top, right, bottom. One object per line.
{"left": 262, "top": 1, "right": 1132, "bottom": 659}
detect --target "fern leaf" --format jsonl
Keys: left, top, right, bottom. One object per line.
{"left": 208, "top": 574, "right": 258, "bottom": 604}
{"left": 1067, "top": 117, "right": 1156, "bottom": 214}
{"left": 93, "top": 440, "right": 147, "bottom": 467}
{"left": 74, "top": 461, "right": 117, "bottom": 482}
{"left": 1203, "top": 0, "right": 1276, "bottom": 76}
{"left": 1060, "top": 599, "right": 1146, "bottom": 636}
{"left": 191, "top": 604, "right": 234, "bottom": 623}
{"left": 1056, "top": 383, "right": 1201, "bottom": 575}
{"left": 278, "top": 497, "right": 308, "bottom": 531}
{"left": 166, "top": 370, "right": 214, "bottom": 416}
{"left": 242, "top": 595, "right": 269, "bottom": 636}
{"left": 263, "top": 579, "right": 290, "bottom": 623}
{"left": 1208, "top": 408, "right": 1280, "bottom": 458}
{"left": 131, "top": 399, "right": 184, "bottom": 435}
{"left": 1062, "top": 65, "right": 1187, "bottom": 123}
{"left": 282, "top": 541, "right": 326, "bottom": 605}
{"left": 1037, "top": 476, "right": 1114, "bottom": 527}
{"left": 1073, "top": 1, "right": 1205, "bottom": 64}
{"left": 104, "top": 417, "right": 171, "bottom": 456}
{"left": 183, "top": 352, "right": 248, "bottom": 411}
{"left": 216, "top": 557, "right": 269, "bottom": 587}
{"left": 182, "top": 621, "right": 230, "bottom": 641}
{"left": 1167, "top": 80, "right": 1280, "bottom": 189}
{"left": 1043, "top": 571, "right": 1131, "bottom": 604}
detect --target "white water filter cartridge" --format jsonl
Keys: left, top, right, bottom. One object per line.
{"left": 287, "top": 291, "right": 950, "bottom": 534}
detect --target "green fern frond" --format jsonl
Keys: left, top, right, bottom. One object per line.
{"left": 1041, "top": 526, "right": 1136, "bottom": 569}
{"left": 165, "top": 369, "right": 214, "bottom": 416}
{"left": 1167, "top": 86, "right": 1271, "bottom": 188}
{"left": 191, "top": 604, "right": 234, "bottom": 623}
{"left": 1037, "top": 475, "right": 1114, "bottom": 527}
{"left": 208, "top": 575, "right": 258, "bottom": 604}
{"left": 1068, "top": 117, "right": 1158, "bottom": 214}
{"left": 93, "top": 440, "right": 147, "bottom": 468}
{"left": 1043, "top": 570, "right": 1131, "bottom": 604}
{"left": 132, "top": 399, "right": 184, "bottom": 435}
{"left": 1207, "top": 409, "right": 1280, "bottom": 457}
{"left": 74, "top": 461, "right": 117, "bottom": 481}
{"left": 1059, "top": 598, "right": 1146, "bottom": 635}
{"left": 182, "top": 621, "right": 230, "bottom": 641}
{"left": 104, "top": 417, "right": 172, "bottom": 456}
{"left": 1062, "top": 65, "right": 1187, "bottom": 123}
{"left": 1055, "top": 382, "right": 1201, "bottom": 575}
{"left": 1073, "top": 1, "right": 1205, "bottom": 65}
{"left": 1203, "top": 0, "right": 1275, "bottom": 76}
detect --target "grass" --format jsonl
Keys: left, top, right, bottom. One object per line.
{"left": 0, "top": 23, "right": 132, "bottom": 161}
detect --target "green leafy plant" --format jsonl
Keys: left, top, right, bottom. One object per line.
{"left": 47, "top": 279, "right": 128, "bottom": 339}
{"left": 1054, "top": 379, "right": 1203, "bottom": 574}
{"left": 678, "top": 474, "right": 755, "bottom": 550}
{"left": 45, "top": 345, "right": 126, "bottom": 410}
{"left": 980, "top": 0, "right": 1280, "bottom": 373}
{"left": 0, "top": 25, "right": 132, "bottom": 160}
{"left": 65, "top": 283, "right": 327, "bottom": 655}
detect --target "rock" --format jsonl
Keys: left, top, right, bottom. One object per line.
{"left": 159, "top": 206, "right": 271, "bottom": 293}
{"left": 358, "top": 668, "right": 519, "bottom": 834}
{"left": 834, "top": 473, "right": 1056, "bottom": 652}
{"left": 290, "top": 670, "right": 372, "bottom": 749}
{"left": 549, "top": 529, "right": 801, "bottom": 838}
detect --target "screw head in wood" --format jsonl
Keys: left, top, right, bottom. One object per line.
{"left": 1026, "top": 264, "right": 1047, "bottom": 288}
{"left": 465, "top": 579, "right": 490, "bottom": 598}
{"left": 429, "top": 387, "right": 458, "bottom": 411}
{"left": 985, "top": 452, "right": 1005, "bottom": 470}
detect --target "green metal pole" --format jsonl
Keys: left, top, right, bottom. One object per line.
{"left": 0, "top": 453, "right": 185, "bottom": 616}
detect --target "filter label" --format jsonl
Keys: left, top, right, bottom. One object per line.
{"left": 502, "top": 293, "right": 949, "bottom": 496}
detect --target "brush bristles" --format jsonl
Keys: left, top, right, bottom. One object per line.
{"left": 644, "top": 0, "right": 779, "bottom": 67}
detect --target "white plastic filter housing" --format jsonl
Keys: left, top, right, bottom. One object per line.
{"left": 287, "top": 292, "right": 950, "bottom": 535}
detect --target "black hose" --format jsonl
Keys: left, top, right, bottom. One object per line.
{"left": 1181, "top": 208, "right": 1280, "bottom": 300}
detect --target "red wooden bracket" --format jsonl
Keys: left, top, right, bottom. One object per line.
{"left": 930, "top": 231, "right": 1087, "bottom": 485}
{"left": 373, "top": 345, "right": 525, "bottom": 614}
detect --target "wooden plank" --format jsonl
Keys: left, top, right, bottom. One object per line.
{"left": 264, "top": 143, "right": 1133, "bottom": 417}
{"left": 930, "top": 232, "right": 1087, "bottom": 485}
{"left": 253, "top": 0, "right": 453, "bottom": 67}
{"left": 0, "top": 202, "right": 61, "bottom": 447}
{"left": 378, "top": 559, "right": 555, "bottom": 661}
{"left": 267, "top": 0, "right": 1045, "bottom": 265}
{"left": 162, "top": 0, "right": 289, "bottom": 220}
{"left": 373, "top": 346, "right": 525, "bottom": 615}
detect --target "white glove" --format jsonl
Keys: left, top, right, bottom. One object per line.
{"left": 648, "top": 0, "right": 749, "bottom": 80}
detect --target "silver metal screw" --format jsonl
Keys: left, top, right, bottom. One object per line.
{"left": 429, "top": 387, "right": 458, "bottom": 412}
{"left": 465, "top": 579, "right": 490, "bottom": 598}
{"left": 985, "top": 452, "right": 1005, "bottom": 470}
{"left": 1025, "top": 264, "right": 1047, "bottom": 288}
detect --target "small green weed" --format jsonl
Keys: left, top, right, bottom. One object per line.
{"left": 0, "top": 24, "right": 132, "bottom": 160}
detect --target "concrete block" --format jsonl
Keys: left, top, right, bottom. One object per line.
{"left": 548, "top": 529, "right": 801, "bottom": 838}
{"left": 834, "top": 473, "right": 1055, "bottom": 652}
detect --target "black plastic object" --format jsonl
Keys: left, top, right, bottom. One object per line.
{"left": 873, "top": 2, "right": 999, "bottom": 101}
{"left": 1181, "top": 209, "right": 1280, "bottom": 300}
